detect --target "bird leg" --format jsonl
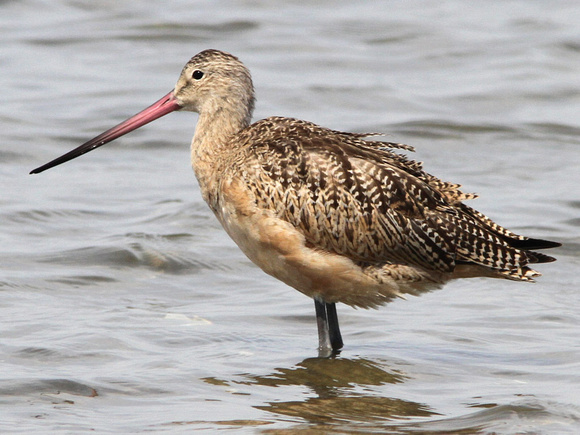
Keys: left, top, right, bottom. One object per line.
{"left": 326, "top": 302, "right": 344, "bottom": 351}
{"left": 314, "top": 298, "right": 343, "bottom": 356}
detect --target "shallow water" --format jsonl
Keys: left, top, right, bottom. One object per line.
{"left": 2, "top": 0, "right": 580, "bottom": 433}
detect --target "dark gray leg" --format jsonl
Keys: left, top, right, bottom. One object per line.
{"left": 315, "top": 298, "right": 331, "bottom": 353}
{"left": 314, "top": 298, "right": 343, "bottom": 355}
{"left": 326, "top": 302, "right": 343, "bottom": 351}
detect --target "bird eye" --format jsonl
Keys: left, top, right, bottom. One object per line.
{"left": 192, "top": 70, "right": 204, "bottom": 80}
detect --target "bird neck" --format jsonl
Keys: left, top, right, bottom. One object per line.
{"left": 191, "top": 94, "right": 253, "bottom": 157}
{"left": 190, "top": 100, "right": 252, "bottom": 201}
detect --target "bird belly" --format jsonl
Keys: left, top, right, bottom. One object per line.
{"left": 214, "top": 178, "right": 443, "bottom": 308}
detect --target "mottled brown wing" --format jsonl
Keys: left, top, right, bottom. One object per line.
{"left": 235, "top": 118, "right": 459, "bottom": 271}
{"left": 234, "top": 117, "right": 558, "bottom": 280}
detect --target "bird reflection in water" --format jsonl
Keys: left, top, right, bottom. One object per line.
{"left": 202, "top": 356, "right": 437, "bottom": 430}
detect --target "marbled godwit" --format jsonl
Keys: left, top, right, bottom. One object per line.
{"left": 31, "top": 49, "right": 560, "bottom": 355}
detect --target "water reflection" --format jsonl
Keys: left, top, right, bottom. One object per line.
{"left": 237, "top": 356, "right": 405, "bottom": 391}
{"left": 259, "top": 395, "right": 434, "bottom": 429}
{"left": 204, "top": 356, "right": 438, "bottom": 432}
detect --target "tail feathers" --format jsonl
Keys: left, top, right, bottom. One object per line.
{"left": 448, "top": 210, "right": 560, "bottom": 282}
{"left": 508, "top": 237, "right": 561, "bottom": 251}
{"left": 461, "top": 246, "right": 557, "bottom": 282}
{"left": 498, "top": 266, "right": 541, "bottom": 282}
{"left": 458, "top": 246, "right": 557, "bottom": 282}
{"left": 526, "top": 250, "right": 558, "bottom": 264}
{"left": 460, "top": 204, "right": 561, "bottom": 251}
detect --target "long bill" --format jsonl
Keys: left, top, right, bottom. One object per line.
{"left": 30, "top": 90, "right": 181, "bottom": 174}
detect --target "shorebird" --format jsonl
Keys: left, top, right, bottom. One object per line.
{"left": 31, "top": 49, "right": 560, "bottom": 355}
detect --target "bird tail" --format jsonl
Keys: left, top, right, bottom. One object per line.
{"left": 448, "top": 205, "right": 560, "bottom": 282}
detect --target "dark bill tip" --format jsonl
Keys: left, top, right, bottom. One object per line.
{"left": 30, "top": 90, "right": 180, "bottom": 174}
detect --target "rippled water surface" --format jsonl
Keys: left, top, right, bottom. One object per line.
{"left": 2, "top": 1, "right": 580, "bottom": 433}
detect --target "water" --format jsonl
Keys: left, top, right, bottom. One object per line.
{"left": 2, "top": 0, "right": 579, "bottom": 433}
